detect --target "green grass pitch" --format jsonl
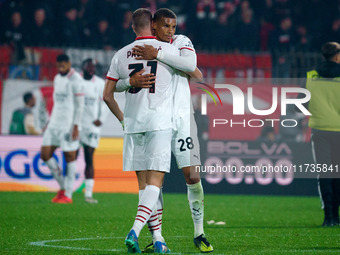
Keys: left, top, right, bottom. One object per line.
{"left": 0, "top": 192, "right": 339, "bottom": 254}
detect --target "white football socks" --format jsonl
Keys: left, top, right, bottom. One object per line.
{"left": 85, "top": 179, "right": 94, "bottom": 198}
{"left": 148, "top": 207, "right": 164, "bottom": 243}
{"left": 65, "top": 160, "right": 77, "bottom": 199}
{"left": 45, "top": 157, "right": 64, "bottom": 189}
{"left": 140, "top": 189, "right": 164, "bottom": 243}
{"left": 132, "top": 185, "right": 160, "bottom": 237}
{"left": 139, "top": 188, "right": 164, "bottom": 243}
{"left": 157, "top": 188, "right": 163, "bottom": 232}
{"left": 187, "top": 181, "right": 204, "bottom": 237}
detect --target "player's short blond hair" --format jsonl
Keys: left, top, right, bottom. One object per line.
{"left": 132, "top": 8, "right": 152, "bottom": 33}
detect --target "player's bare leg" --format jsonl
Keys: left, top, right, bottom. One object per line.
{"left": 41, "top": 146, "right": 65, "bottom": 202}
{"left": 83, "top": 145, "right": 97, "bottom": 203}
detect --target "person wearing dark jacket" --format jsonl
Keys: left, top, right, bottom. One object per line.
{"left": 306, "top": 42, "right": 340, "bottom": 227}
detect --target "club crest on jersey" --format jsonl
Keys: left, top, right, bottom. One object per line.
{"left": 184, "top": 41, "right": 193, "bottom": 48}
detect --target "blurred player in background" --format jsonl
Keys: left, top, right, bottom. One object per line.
{"left": 104, "top": 8, "right": 178, "bottom": 254}
{"left": 79, "top": 58, "right": 108, "bottom": 204}
{"left": 9, "top": 91, "right": 41, "bottom": 135}
{"left": 40, "top": 54, "right": 84, "bottom": 204}
{"left": 118, "top": 8, "right": 213, "bottom": 253}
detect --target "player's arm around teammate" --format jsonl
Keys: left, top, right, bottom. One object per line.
{"left": 126, "top": 8, "right": 213, "bottom": 253}
{"left": 105, "top": 8, "right": 179, "bottom": 253}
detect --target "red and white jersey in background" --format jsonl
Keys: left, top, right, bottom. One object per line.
{"left": 48, "top": 68, "right": 84, "bottom": 130}
{"left": 107, "top": 36, "right": 179, "bottom": 134}
{"left": 81, "top": 75, "right": 107, "bottom": 132}
{"left": 171, "top": 34, "right": 196, "bottom": 119}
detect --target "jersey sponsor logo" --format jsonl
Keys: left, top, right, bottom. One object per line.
{"left": 85, "top": 97, "right": 96, "bottom": 105}
{"left": 55, "top": 93, "right": 68, "bottom": 102}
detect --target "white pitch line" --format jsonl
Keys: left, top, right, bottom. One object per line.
{"left": 29, "top": 236, "right": 188, "bottom": 253}
{"left": 31, "top": 236, "right": 339, "bottom": 254}
{"left": 256, "top": 250, "right": 340, "bottom": 254}
{"left": 29, "top": 236, "right": 124, "bottom": 252}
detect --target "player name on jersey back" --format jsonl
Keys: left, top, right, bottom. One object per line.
{"left": 107, "top": 37, "right": 179, "bottom": 133}
{"left": 126, "top": 46, "right": 162, "bottom": 59}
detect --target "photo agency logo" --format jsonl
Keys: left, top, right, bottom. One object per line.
{"left": 199, "top": 84, "right": 311, "bottom": 128}
{"left": 196, "top": 82, "right": 223, "bottom": 108}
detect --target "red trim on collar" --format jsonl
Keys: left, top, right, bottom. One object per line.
{"left": 135, "top": 36, "right": 157, "bottom": 40}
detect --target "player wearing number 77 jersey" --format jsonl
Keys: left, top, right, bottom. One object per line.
{"left": 103, "top": 8, "right": 179, "bottom": 254}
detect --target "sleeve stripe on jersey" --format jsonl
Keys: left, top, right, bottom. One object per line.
{"left": 180, "top": 47, "right": 195, "bottom": 52}
{"left": 106, "top": 76, "right": 118, "bottom": 81}
{"left": 74, "top": 93, "right": 85, "bottom": 96}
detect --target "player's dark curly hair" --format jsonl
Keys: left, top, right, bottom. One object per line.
{"left": 153, "top": 8, "right": 177, "bottom": 22}
{"left": 82, "top": 58, "right": 93, "bottom": 69}
{"left": 56, "top": 54, "right": 70, "bottom": 63}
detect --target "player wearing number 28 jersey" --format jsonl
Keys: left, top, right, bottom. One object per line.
{"left": 123, "top": 8, "right": 213, "bottom": 253}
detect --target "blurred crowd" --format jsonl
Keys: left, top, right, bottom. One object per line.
{"left": 1, "top": 0, "right": 340, "bottom": 53}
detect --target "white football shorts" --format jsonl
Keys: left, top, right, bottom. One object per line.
{"left": 42, "top": 127, "right": 80, "bottom": 152}
{"left": 123, "top": 128, "right": 172, "bottom": 172}
{"left": 172, "top": 114, "right": 201, "bottom": 169}
{"left": 80, "top": 128, "right": 100, "bottom": 148}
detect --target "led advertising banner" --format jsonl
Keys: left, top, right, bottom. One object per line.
{"left": 0, "top": 136, "right": 138, "bottom": 193}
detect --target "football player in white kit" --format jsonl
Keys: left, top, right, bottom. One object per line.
{"left": 79, "top": 58, "right": 108, "bottom": 204}
{"left": 40, "top": 54, "right": 85, "bottom": 204}
{"left": 103, "top": 8, "right": 178, "bottom": 254}
{"left": 117, "top": 8, "right": 213, "bottom": 253}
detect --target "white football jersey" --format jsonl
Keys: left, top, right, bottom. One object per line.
{"left": 81, "top": 75, "right": 108, "bottom": 132}
{"left": 171, "top": 34, "right": 195, "bottom": 119}
{"left": 48, "top": 69, "right": 84, "bottom": 130}
{"left": 107, "top": 36, "right": 179, "bottom": 133}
